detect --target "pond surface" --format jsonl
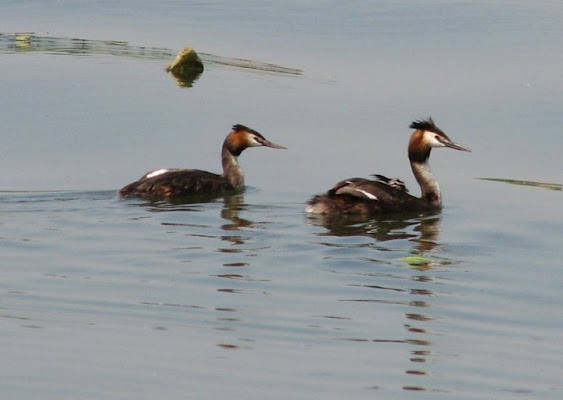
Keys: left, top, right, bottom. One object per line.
{"left": 1, "top": 1, "right": 562, "bottom": 399}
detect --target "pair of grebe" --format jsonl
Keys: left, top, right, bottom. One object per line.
{"left": 119, "top": 119, "right": 469, "bottom": 213}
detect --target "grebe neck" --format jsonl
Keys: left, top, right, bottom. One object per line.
{"left": 221, "top": 143, "right": 244, "bottom": 189}
{"left": 411, "top": 160, "right": 441, "bottom": 206}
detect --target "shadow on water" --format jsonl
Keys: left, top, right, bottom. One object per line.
{"left": 308, "top": 211, "right": 443, "bottom": 255}
{"left": 121, "top": 190, "right": 243, "bottom": 212}
{"left": 219, "top": 194, "right": 256, "bottom": 232}
{"left": 128, "top": 192, "right": 274, "bottom": 349}
{"left": 125, "top": 190, "right": 267, "bottom": 259}
{"left": 167, "top": 66, "right": 203, "bottom": 88}
{"left": 308, "top": 211, "right": 455, "bottom": 392}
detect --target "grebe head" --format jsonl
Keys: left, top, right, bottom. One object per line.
{"left": 226, "top": 124, "right": 287, "bottom": 156}
{"left": 408, "top": 118, "right": 470, "bottom": 162}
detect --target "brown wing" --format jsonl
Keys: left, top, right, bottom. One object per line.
{"left": 119, "top": 169, "right": 232, "bottom": 199}
{"left": 328, "top": 176, "right": 419, "bottom": 212}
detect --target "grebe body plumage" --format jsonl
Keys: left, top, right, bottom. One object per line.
{"left": 305, "top": 118, "right": 470, "bottom": 215}
{"left": 119, "top": 124, "right": 286, "bottom": 200}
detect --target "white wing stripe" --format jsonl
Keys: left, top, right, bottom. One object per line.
{"left": 145, "top": 168, "right": 169, "bottom": 178}
{"left": 355, "top": 189, "right": 378, "bottom": 200}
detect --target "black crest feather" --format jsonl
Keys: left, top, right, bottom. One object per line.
{"left": 409, "top": 118, "right": 445, "bottom": 135}
{"left": 232, "top": 124, "right": 264, "bottom": 139}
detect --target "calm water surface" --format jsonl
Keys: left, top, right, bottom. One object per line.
{"left": 2, "top": 1, "right": 562, "bottom": 399}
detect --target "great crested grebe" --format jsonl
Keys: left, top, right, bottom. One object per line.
{"left": 118, "top": 124, "right": 286, "bottom": 200}
{"left": 305, "top": 118, "right": 470, "bottom": 214}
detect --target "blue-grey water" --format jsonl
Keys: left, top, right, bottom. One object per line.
{"left": 1, "top": 1, "right": 562, "bottom": 399}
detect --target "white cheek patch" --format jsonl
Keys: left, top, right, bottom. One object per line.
{"left": 145, "top": 168, "right": 169, "bottom": 179}
{"left": 355, "top": 189, "right": 378, "bottom": 200}
{"left": 248, "top": 136, "right": 262, "bottom": 147}
{"left": 425, "top": 131, "right": 446, "bottom": 148}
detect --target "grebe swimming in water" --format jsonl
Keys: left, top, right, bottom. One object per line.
{"left": 119, "top": 124, "right": 286, "bottom": 200}
{"left": 305, "top": 118, "right": 470, "bottom": 214}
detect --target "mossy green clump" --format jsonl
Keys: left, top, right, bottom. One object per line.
{"left": 166, "top": 47, "right": 204, "bottom": 87}
{"left": 400, "top": 256, "right": 432, "bottom": 266}
{"left": 166, "top": 47, "right": 204, "bottom": 73}
{"left": 15, "top": 33, "right": 32, "bottom": 42}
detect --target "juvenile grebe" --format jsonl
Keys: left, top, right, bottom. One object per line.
{"left": 119, "top": 124, "right": 286, "bottom": 200}
{"left": 305, "top": 118, "right": 470, "bottom": 214}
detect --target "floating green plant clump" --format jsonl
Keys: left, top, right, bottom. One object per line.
{"left": 400, "top": 256, "right": 432, "bottom": 265}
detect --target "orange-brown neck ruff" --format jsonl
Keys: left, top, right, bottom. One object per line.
{"left": 408, "top": 130, "right": 432, "bottom": 163}
{"left": 226, "top": 130, "right": 251, "bottom": 157}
